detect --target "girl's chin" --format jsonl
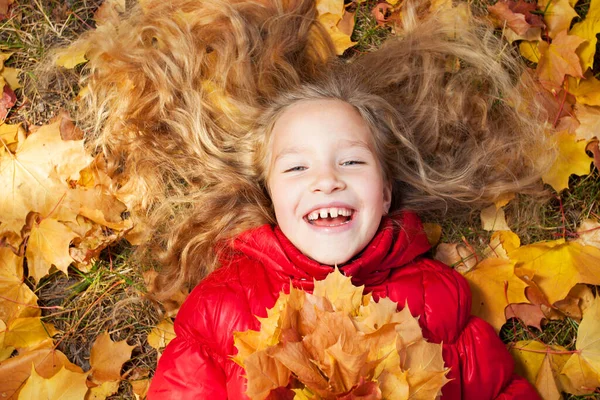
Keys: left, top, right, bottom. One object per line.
{"left": 301, "top": 247, "right": 357, "bottom": 266}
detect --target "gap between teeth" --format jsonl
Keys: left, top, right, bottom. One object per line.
{"left": 307, "top": 208, "right": 352, "bottom": 220}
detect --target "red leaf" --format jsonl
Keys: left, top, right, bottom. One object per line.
{"left": 0, "top": 84, "right": 16, "bottom": 120}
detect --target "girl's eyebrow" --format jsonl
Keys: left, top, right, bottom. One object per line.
{"left": 274, "top": 146, "right": 308, "bottom": 162}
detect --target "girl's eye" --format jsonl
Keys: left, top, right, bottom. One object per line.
{"left": 284, "top": 166, "right": 307, "bottom": 173}
{"left": 341, "top": 160, "right": 365, "bottom": 166}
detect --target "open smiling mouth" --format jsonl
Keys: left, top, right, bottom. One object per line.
{"left": 304, "top": 207, "right": 354, "bottom": 227}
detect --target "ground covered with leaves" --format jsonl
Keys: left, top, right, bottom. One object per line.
{"left": 0, "top": 0, "right": 599, "bottom": 399}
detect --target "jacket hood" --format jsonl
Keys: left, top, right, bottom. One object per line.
{"left": 231, "top": 211, "right": 431, "bottom": 290}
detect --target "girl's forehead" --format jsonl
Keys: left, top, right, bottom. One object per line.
{"left": 270, "top": 99, "right": 372, "bottom": 145}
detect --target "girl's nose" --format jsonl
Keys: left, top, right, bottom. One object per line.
{"left": 310, "top": 167, "right": 346, "bottom": 194}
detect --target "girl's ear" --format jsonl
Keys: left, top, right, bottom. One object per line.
{"left": 383, "top": 182, "right": 392, "bottom": 214}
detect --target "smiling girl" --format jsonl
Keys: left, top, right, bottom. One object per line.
{"left": 75, "top": 0, "right": 550, "bottom": 398}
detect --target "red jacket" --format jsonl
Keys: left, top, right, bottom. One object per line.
{"left": 149, "top": 212, "right": 539, "bottom": 399}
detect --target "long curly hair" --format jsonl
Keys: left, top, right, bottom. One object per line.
{"left": 75, "top": 0, "right": 552, "bottom": 299}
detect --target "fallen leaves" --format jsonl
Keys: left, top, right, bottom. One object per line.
{"left": 541, "top": 131, "right": 591, "bottom": 192}
{"left": 234, "top": 269, "right": 449, "bottom": 399}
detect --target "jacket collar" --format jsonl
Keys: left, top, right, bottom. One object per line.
{"left": 231, "top": 211, "right": 431, "bottom": 290}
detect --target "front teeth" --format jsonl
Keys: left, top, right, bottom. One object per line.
{"left": 307, "top": 208, "right": 353, "bottom": 220}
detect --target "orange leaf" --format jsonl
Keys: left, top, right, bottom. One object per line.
{"left": 89, "top": 332, "right": 135, "bottom": 384}
{"left": 536, "top": 30, "right": 585, "bottom": 90}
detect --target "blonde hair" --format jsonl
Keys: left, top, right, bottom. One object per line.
{"left": 75, "top": 0, "right": 551, "bottom": 299}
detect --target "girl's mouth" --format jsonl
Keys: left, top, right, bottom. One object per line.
{"left": 304, "top": 207, "right": 354, "bottom": 227}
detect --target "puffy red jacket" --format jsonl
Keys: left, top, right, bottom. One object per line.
{"left": 149, "top": 212, "right": 539, "bottom": 399}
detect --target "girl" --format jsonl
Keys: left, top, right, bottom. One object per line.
{"left": 75, "top": 0, "right": 550, "bottom": 397}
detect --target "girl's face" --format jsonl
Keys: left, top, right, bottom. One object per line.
{"left": 267, "top": 99, "right": 392, "bottom": 266}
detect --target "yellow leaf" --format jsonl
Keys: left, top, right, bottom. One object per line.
{"left": 536, "top": 30, "right": 585, "bottom": 90}
{"left": 480, "top": 205, "right": 511, "bottom": 231}
{"left": 569, "top": 0, "right": 600, "bottom": 71}
{"left": 463, "top": 258, "right": 528, "bottom": 332}
{"left": 485, "top": 231, "right": 521, "bottom": 259}
{"left": 244, "top": 351, "right": 291, "bottom": 400}
{"left": 147, "top": 318, "right": 176, "bottom": 350}
{"left": 89, "top": 332, "right": 135, "bottom": 384}
{"left": 560, "top": 296, "right": 600, "bottom": 394}
{"left": 4, "top": 317, "right": 55, "bottom": 351}
{"left": 538, "top": 0, "right": 578, "bottom": 39}
{"left": 403, "top": 340, "right": 450, "bottom": 399}
{"left": 542, "top": 131, "right": 591, "bottom": 192}
{"left": 0, "top": 320, "right": 14, "bottom": 362}
{"left": 313, "top": 267, "right": 363, "bottom": 315}
{"left": 510, "top": 239, "right": 600, "bottom": 303}
{"left": 576, "top": 219, "right": 600, "bottom": 249}
{"left": 574, "top": 104, "right": 600, "bottom": 141}
{"left": 85, "top": 380, "right": 120, "bottom": 400}
{"left": 129, "top": 378, "right": 150, "bottom": 399}
{"left": 55, "top": 43, "right": 89, "bottom": 69}
{"left": 568, "top": 74, "right": 600, "bottom": 106}
{"left": 519, "top": 40, "right": 542, "bottom": 63}
{"left": 26, "top": 218, "right": 78, "bottom": 282}
{"left": 18, "top": 365, "right": 88, "bottom": 400}
{"left": 2, "top": 67, "right": 21, "bottom": 90}
{"left": 0, "top": 119, "right": 93, "bottom": 235}
{"left": 510, "top": 340, "right": 570, "bottom": 399}
{"left": 318, "top": 13, "right": 356, "bottom": 55}
{"left": 0, "top": 247, "right": 38, "bottom": 322}
{"left": 0, "top": 348, "right": 82, "bottom": 399}
{"left": 316, "top": 0, "right": 344, "bottom": 18}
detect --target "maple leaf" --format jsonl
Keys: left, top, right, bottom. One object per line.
{"left": 510, "top": 340, "right": 571, "bottom": 399}
{"left": 536, "top": 30, "right": 585, "bottom": 91}
{"left": 542, "top": 131, "right": 591, "bottom": 192}
{"left": 488, "top": 0, "right": 538, "bottom": 35}
{"left": 0, "top": 348, "right": 82, "bottom": 399}
{"left": 234, "top": 269, "right": 448, "bottom": 399}
{"left": 538, "top": 0, "right": 578, "bottom": 39}
{"left": 0, "top": 247, "right": 38, "bottom": 322}
{"left": 568, "top": 74, "right": 600, "bottom": 106}
{"left": 88, "top": 332, "right": 135, "bottom": 384}
{"left": 484, "top": 230, "right": 521, "bottom": 260}
{"left": 434, "top": 242, "right": 477, "bottom": 273}
{"left": 313, "top": 268, "right": 363, "bottom": 315}
{"left": 55, "top": 42, "right": 89, "bottom": 69}
{"left": 573, "top": 104, "right": 600, "bottom": 141}
{"left": 26, "top": 217, "right": 79, "bottom": 282}
{"left": 463, "top": 258, "right": 528, "bottom": 332}
{"left": 147, "top": 318, "right": 176, "bottom": 351}
{"left": 3, "top": 317, "right": 56, "bottom": 352}
{"left": 480, "top": 205, "right": 511, "bottom": 231}
{"left": 510, "top": 239, "right": 600, "bottom": 304}
{"left": 87, "top": 380, "right": 121, "bottom": 399}
{"left": 560, "top": 295, "right": 600, "bottom": 395}
{"left": 18, "top": 365, "right": 88, "bottom": 400}
{"left": 569, "top": 0, "right": 600, "bottom": 72}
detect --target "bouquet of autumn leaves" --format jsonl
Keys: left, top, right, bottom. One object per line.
{"left": 233, "top": 269, "right": 449, "bottom": 400}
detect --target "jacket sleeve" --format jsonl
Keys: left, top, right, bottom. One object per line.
{"left": 451, "top": 316, "right": 541, "bottom": 400}
{"left": 147, "top": 333, "right": 228, "bottom": 399}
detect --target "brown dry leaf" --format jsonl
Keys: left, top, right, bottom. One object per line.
{"left": 536, "top": 30, "right": 585, "bottom": 90}
{"left": 566, "top": 283, "right": 595, "bottom": 314}
{"left": 0, "top": 247, "right": 38, "bottom": 322}
{"left": 434, "top": 242, "right": 478, "bottom": 273}
{"left": 538, "top": 0, "right": 578, "bottom": 39}
{"left": 510, "top": 340, "right": 570, "bottom": 399}
{"left": 560, "top": 295, "right": 600, "bottom": 395}
{"left": 574, "top": 104, "right": 600, "bottom": 141}
{"left": 586, "top": 140, "right": 600, "bottom": 170}
{"left": 511, "top": 239, "right": 600, "bottom": 304}
{"left": 18, "top": 365, "right": 88, "bottom": 400}
{"left": 26, "top": 217, "right": 78, "bottom": 282}
{"left": 129, "top": 378, "right": 150, "bottom": 399}
{"left": 147, "top": 318, "right": 176, "bottom": 350}
{"left": 422, "top": 223, "right": 442, "bottom": 247}
{"left": 505, "top": 302, "right": 546, "bottom": 330}
{"left": 480, "top": 205, "right": 511, "bottom": 231}
{"left": 488, "top": 0, "right": 535, "bottom": 35}
{"left": 0, "top": 348, "right": 82, "bottom": 399}
{"left": 541, "top": 131, "right": 591, "bottom": 192}
{"left": 318, "top": 13, "right": 356, "bottom": 55}
{"left": 0, "top": 0, "right": 14, "bottom": 18}
{"left": 244, "top": 350, "right": 292, "bottom": 400}
{"left": 89, "top": 332, "right": 135, "bottom": 384}
{"left": 569, "top": 0, "right": 600, "bottom": 71}
{"left": 463, "top": 258, "right": 528, "bottom": 332}
{"left": 0, "top": 84, "right": 16, "bottom": 120}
